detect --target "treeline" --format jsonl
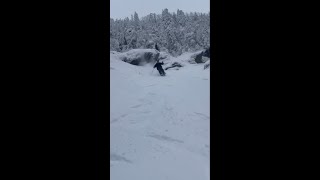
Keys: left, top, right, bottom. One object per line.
{"left": 110, "top": 9, "right": 210, "bottom": 56}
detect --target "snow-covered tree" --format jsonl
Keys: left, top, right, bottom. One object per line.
{"left": 110, "top": 9, "right": 210, "bottom": 55}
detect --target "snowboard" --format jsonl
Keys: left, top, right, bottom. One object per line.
{"left": 159, "top": 70, "right": 166, "bottom": 76}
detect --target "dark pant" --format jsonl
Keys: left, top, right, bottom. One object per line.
{"left": 157, "top": 68, "right": 165, "bottom": 75}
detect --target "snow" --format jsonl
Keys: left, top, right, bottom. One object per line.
{"left": 110, "top": 51, "right": 210, "bottom": 180}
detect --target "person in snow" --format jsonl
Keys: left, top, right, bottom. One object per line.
{"left": 153, "top": 60, "right": 166, "bottom": 76}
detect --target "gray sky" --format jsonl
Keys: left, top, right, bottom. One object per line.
{"left": 110, "top": 0, "right": 210, "bottom": 20}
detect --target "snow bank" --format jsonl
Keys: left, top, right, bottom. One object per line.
{"left": 112, "top": 49, "right": 210, "bottom": 69}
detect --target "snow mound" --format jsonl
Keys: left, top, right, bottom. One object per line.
{"left": 161, "top": 50, "right": 210, "bottom": 70}
{"left": 114, "top": 49, "right": 160, "bottom": 66}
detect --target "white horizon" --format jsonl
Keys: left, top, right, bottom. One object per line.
{"left": 111, "top": 0, "right": 210, "bottom": 20}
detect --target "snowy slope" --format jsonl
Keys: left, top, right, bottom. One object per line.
{"left": 110, "top": 52, "right": 210, "bottom": 180}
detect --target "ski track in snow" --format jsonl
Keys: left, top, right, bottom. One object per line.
{"left": 194, "top": 112, "right": 210, "bottom": 120}
{"left": 110, "top": 153, "right": 133, "bottom": 163}
{"left": 110, "top": 53, "right": 210, "bottom": 180}
{"left": 147, "top": 134, "right": 184, "bottom": 143}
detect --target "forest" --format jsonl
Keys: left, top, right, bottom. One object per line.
{"left": 110, "top": 8, "right": 210, "bottom": 56}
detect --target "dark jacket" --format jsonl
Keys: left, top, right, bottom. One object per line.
{"left": 154, "top": 62, "right": 164, "bottom": 70}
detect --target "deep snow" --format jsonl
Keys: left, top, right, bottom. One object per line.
{"left": 110, "top": 51, "right": 210, "bottom": 180}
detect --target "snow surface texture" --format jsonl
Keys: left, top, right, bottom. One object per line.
{"left": 111, "top": 51, "right": 210, "bottom": 180}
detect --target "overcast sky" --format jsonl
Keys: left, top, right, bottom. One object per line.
{"left": 110, "top": 0, "right": 210, "bottom": 20}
